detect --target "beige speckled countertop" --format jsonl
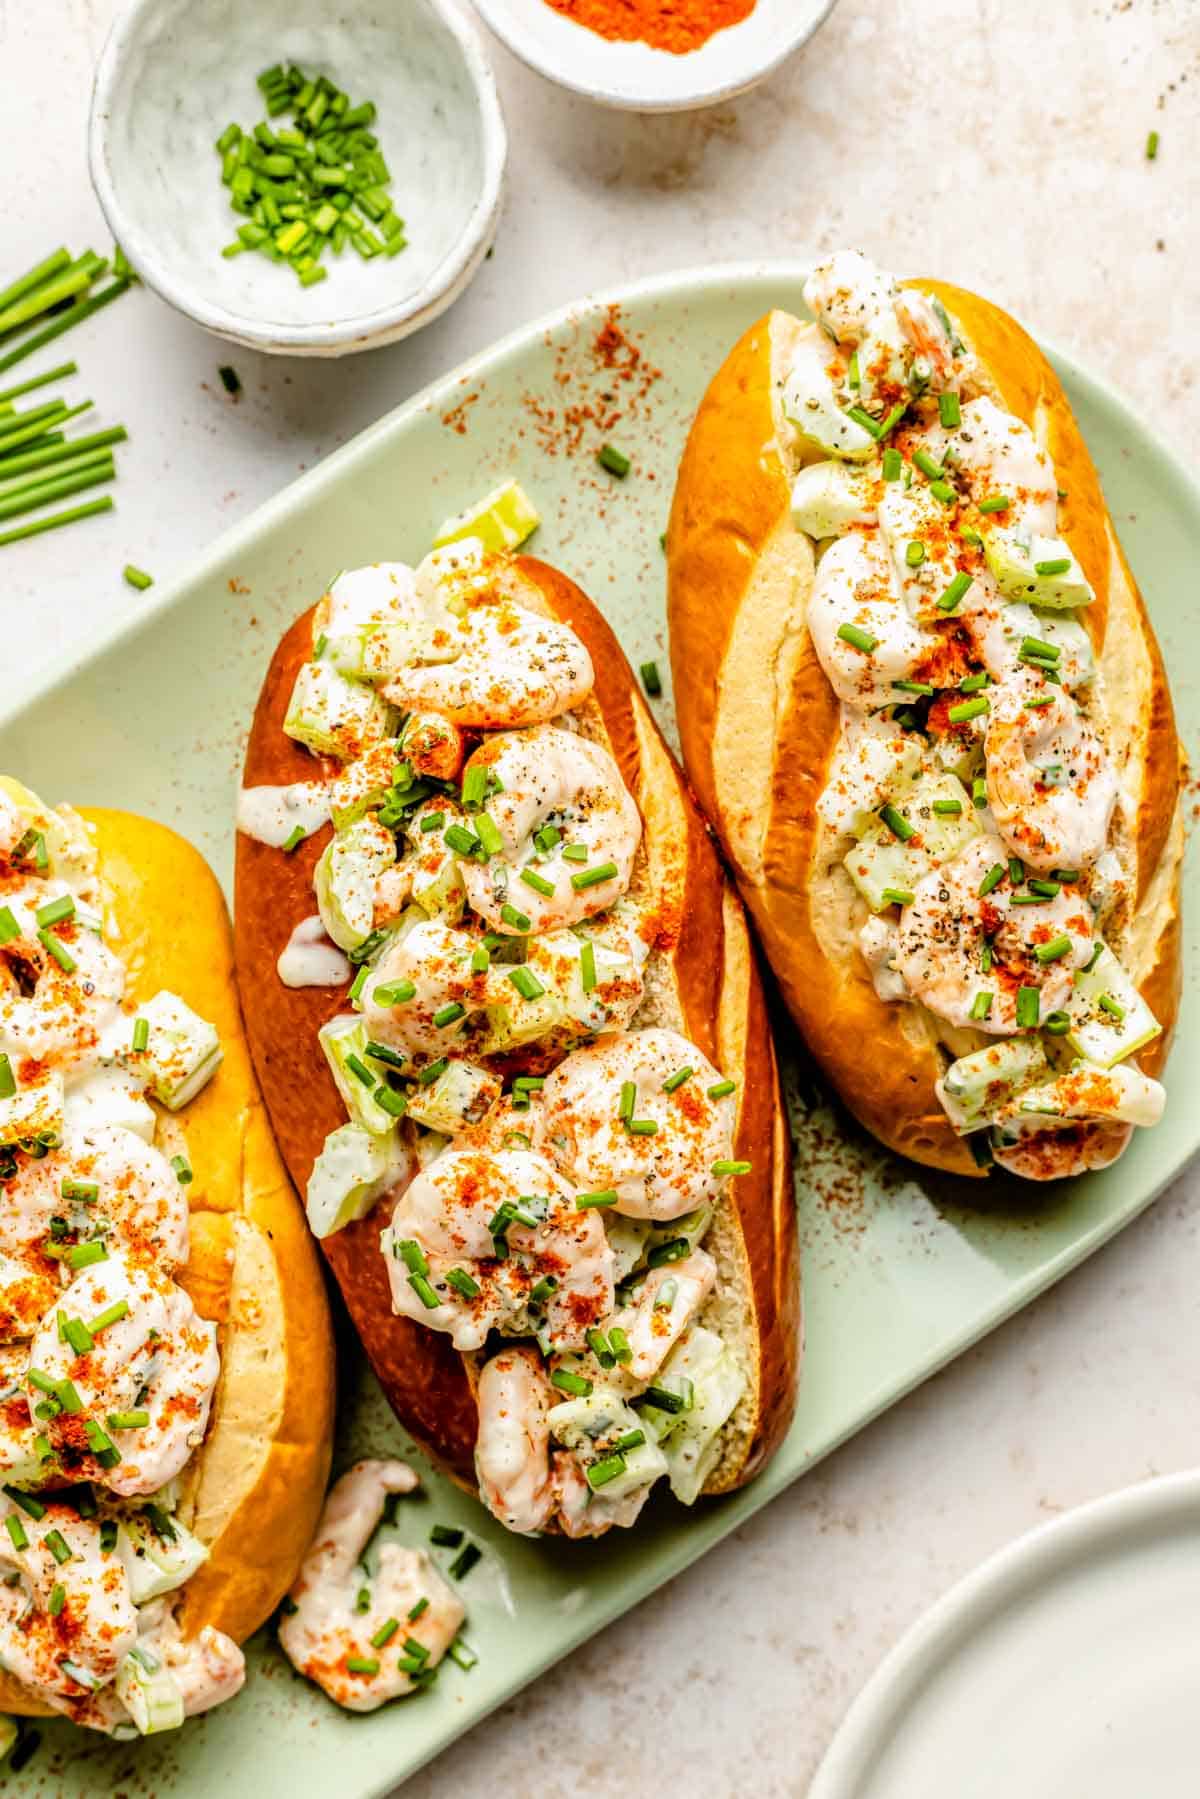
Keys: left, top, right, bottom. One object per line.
{"left": 3, "top": 0, "right": 1198, "bottom": 1790}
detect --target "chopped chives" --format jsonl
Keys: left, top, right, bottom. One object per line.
{"left": 937, "top": 572, "right": 972, "bottom": 613}
{"left": 575, "top": 1189, "right": 618, "bottom": 1209}
{"left": 978, "top": 863, "right": 1006, "bottom": 897}
{"left": 448, "top": 1541, "right": 482, "bottom": 1580}
{"left": 520, "top": 866, "right": 555, "bottom": 897}
{"left": 570, "top": 861, "right": 617, "bottom": 891}
{"left": 877, "top": 402, "right": 907, "bottom": 438}
{"left": 500, "top": 903, "right": 532, "bottom": 932}
{"left": 1098, "top": 992, "right": 1126, "bottom": 1021}
{"left": 579, "top": 940, "right": 597, "bottom": 992}
{"left": 881, "top": 886, "right": 915, "bottom": 907}
{"left": 970, "top": 991, "right": 994, "bottom": 1020}
{"left": 429, "top": 1524, "right": 463, "bottom": 1548}
{"left": 123, "top": 564, "right": 153, "bottom": 591}
{"left": 947, "top": 696, "right": 989, "bottom": 724}
{"left": 977, "top": 494, "right": 1010, "bottom": 514}
{"left": 0, "top": 279, "right": 131, "bottom": 378}
{"left": 432, "top": 1001, "right": 465, "bottom": 1028}
{"left": 550, "top": 1369, "right": 592, "bottom": 1397}
{"left": 879, "top": 805, "right": 915, "bottom": 842}
{"left": 938, "top": 392, "right": 962, "bottom": 428}
{"left": 506, "top": 966, "right": 544, "bottom": 1001}
{"left": 1044, "top": 1010, "right": 1072, "bottom": 1034}
{"left": 904, "top": 541, "right": 925, "bottom": 568}
{"left": 373, "top": 979, "right": 416, "bottom": 1006}
{"left": 893, "top": 679, "right": 934, "bottom": 696}
{"left": 913, "top": 448, "right": 945, "bottom": 481}
{"left": 1034, "top": 557, "right": 1071, "bottom": 577}
{"left": 1016, "top": 986, "right": 1041, "bottom": 1029}
{"left": 1146, "top": 129, "right": 1160, "bottom": 159}
{"left": 837, "top": 621, "right": 878, "bottom": 654}
{"left": 445, "top": 1267, "right": 480, "bottom": 1300}
{"left": 1035, "top": 935, "right": 1072, "bottom": 964}
{"left": 712, "top": 1159, "right": 752, "bottom": 1177}
{"left": 707, "top": 1078, "right": 736, "bottom": 1099}
{"left": 960, "top": 672, "right": 989, "bottom": 693}
{"left": 597, "top": 444, "right": 631, "bottom": 477}
{"left": 663, "top": 1066, "right": 693, "bottom": 1093}
{"left": 170, "top": 1154, "right": 193, "bottom": 1185}
{"left": 0, "top": 906, "right": 17, "bottom": 944}
{"left": 640, "top": 660, "right": 662, "bottom": 696}
{"left": 882, "top": 446, "right": 903, "bottom": 481}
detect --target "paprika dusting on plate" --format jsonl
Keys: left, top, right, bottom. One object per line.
{"left": 541, "top": 0, "right": 757, "bottom": 55}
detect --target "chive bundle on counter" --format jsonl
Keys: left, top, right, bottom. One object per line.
{"left": 0, "top": 247, "right": 134, "bottom": 549}
{"left": 217, "top": 65, "right": 406, "bottom": 286}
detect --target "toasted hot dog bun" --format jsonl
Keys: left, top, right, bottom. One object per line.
{"left": 1, "top": 810, "right": 335, "bottom": 1717}
{"left": 236, "top": 555, "right": 799, "bottom": 1503}
{"left": 667, "top": 281, "right": 1183, "bottom": 1176}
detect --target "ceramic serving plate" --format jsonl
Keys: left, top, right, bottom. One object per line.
{"left": 2, "top": 264, "right": 1197, "bottom": 1794}
{"left": 809, "top": 1468, "right": 1200, "bottom": 1797}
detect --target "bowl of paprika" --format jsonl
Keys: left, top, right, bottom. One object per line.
{"left": 467, "top": 0, "right": 838, "bottom": 111}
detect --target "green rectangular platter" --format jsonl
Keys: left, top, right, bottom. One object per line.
{"left": 2, "top": 264, "right": 1196, "bottom": 1796}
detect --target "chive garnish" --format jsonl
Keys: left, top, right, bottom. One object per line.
{"left": 445, "top": 1268, "right": 480, "bottom": 1300}
{"left": 879, "top": 805, "right": 915, "bottom": 843}
{"left": 429, "top": 1524, "right": 464, "bottom": 1548}
{"left": 346, "top": 1657, "right": 380, "bottom": 1676}
{"left": 970, "top": 991, "right": 994, "bottom": 1020}
{"left": 373, "top": 979, "right": 416, "bottom": 1006}
{"left": 570, "top": 861, "right": 618, "bottom": 892}
{"left": 707, "top": 1078, "right": 736, "bottom": 1099}
{"left": 1016, "top": 986, "right": 1041, "bottom": 1029}
{"left": 38, "top": 928, "right": 76, "bottom": 973}
{"left": 913, "top": 448, "right": 945, "bottom": 481}
{"left": 107, "top": 1409, "right": 150, "bottom": 1430}
{"left": 170, "top": 1154, "right": 193, "bottom": 1185}
{"left": 837, "top": 622, "right": 878, "bottom": 654}
{"left": 1146, "top": 129, "right": 1160, "bottom": 159}
{"left": 938, "top": 392, "right": 961, "bottom": 428}
{"left": 507, "top": 965, "right": 545, "bottom": 1001}
{"left": 881, "top": 886, "right": 915, "bottom": 907}
{"left": 597, "top": 444, "right": 631, "bottom": 477}
{"left": 882, "top": 447, "right": 903, "bottom": 482}
{"left": 0, "top": 1053, "right": 15, "bottom": 1099}
{"left": 575, "top": 1189, "right": 618, "bottom": 1209}
{"left": 579, "top": 940, "right": 597, "bottom": 992}
{"left": 977, "top": 494, "right": 1009, "bottom": 514}
{"left": 947, "top": 696, "right": 989, "bottom": 724}
{"left": 65, "top": 1240, "right": 107, "bottom": 1271}
{"left": 1044, "top": 1011, "right": 1072, "bottom": 1035}
{"left": 1098, "top": 992, "right": 1126, "bottom": 1021}
{"left": 640, "top": 660, "right": 662, "bottom": 696}
{"left": 712, "top": 1159, "right": 752, "bottom": 1177}
{"left": 978, "top": 863, "right": 1006, "bottom": 898}
{"left": 877, "top": 402, "right": 907, "bottom": 439}
{"left": 937, "top": 572, "right": 972, "bottom": 613}
{"left": 663, "top": 1066, "right": 693, "bottom": 1093}
{"left": 904, "top": 541, "right": 925, "bottom": 568}
{"left": 1035, "top": 935, "right": 1072, "bottom": 964}
{"left": 893, "top": 679, "right": 934, "bottom": 696}
{"left": 1034, "top": 557, "right": 1071, "bottom": 577}
{"left": 520, "top": 866, "right": 556, "bottom": 897}
{"left": 550, "top": 1368, "right": 593, "bottom": 1397}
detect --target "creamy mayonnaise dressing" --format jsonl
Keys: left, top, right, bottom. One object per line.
{"left": 0, "top": 781, "right": 233, "bottom": 1733}
{"left": 787, "top": 250, "right": 1164, "bottom": 1173}
{"left": 265, "top": 544, "right": 748, "bottom": 1545}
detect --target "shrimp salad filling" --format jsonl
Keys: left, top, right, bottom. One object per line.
{"left": 0, "top": 779, "right": 231, "bottom": 1737}
{"left": 784, "top": 250, "right": 1165, "bottom": 1180}
{"left": 244, "top": 543, "right": 750, "bottom": 1546}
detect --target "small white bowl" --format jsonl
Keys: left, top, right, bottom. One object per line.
{"left": 89, "top": 0, "right": 508, "bottom": 356}
{"left": 469, "top": 0, "right": 838, "bottom": 111}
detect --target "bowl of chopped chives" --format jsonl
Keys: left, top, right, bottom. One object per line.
{"left": 88, "top": 0, "right": 507, "bottom": 355}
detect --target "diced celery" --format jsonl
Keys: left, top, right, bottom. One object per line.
{"left": 319, "top": 1015, "right": 402, "bottom": 1135}
{"left": 936, "top": 1038, "right": 1049, "bottom": 1134}
{"left": 790, "top": 460, "right": 876, "bottom": 538}
{"left": 983, "top": 530, "right": 1095, "bottom": 609}
{"left": 306, "top": 1121, "right": 407, "bottom": 1237}
{"left": 0, "top": 1070, "right": 63, "bottom": 1151}
{"left": 283, "top": 661, "right": 395, "bottom": 761}
{"left": 129, "top": 991, "right": 222, "bottom": 1111}
{"left": 1066, "top": 943, "right": 1162, "bottom": 1067}
{"left": 116, "top": 1509, "right": 208, "bottom": 1602}
{"left": 114, "top": 1647, "right": 185, "bottom": 1735}
{"left": 314, "top": 816, "right": 396, "bottom": 952}
{"left": 406, "top": 1060, "right": 499, "bottom": 1134}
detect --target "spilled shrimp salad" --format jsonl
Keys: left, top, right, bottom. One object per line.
{"left": 239, "top": 541, "right": 750, "bottom": 1578}
{"left": 0, "top": 779, "right": 233, "bottom": 1737}
{"left": 783, "top": 251, "right": 1166, "bottom": 1180}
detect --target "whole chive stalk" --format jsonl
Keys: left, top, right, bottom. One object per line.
{"left": 0, "top": 458, "right": 114, "bottom": 524}
{"left": 0, "top": 495, "right": 114, "bottom": 548}
{"left": 0, "top": 278, "right": 132, "bottom": 378}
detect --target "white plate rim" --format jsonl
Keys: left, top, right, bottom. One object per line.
{"left": 809, "top": 1466, "right": 1200, "bottom": 1797}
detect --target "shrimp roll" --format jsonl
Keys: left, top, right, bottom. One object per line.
{"left": 0, "top": 782, "right": 334, "bottom": 1736}
{"left": 236, "top": 545, "right": 798, "bottom": 1540}
{"left": 667, "top": 250, "right": 1182, "bottom": 1180}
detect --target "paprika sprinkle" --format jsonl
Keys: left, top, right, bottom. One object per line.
{"left": 540, "top": 0, "right": 757, "bottom": 55}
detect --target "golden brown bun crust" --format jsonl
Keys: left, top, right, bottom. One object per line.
{"left": 236, "top": 557, "right": 798, "bottom": 1495}
{"left": 668, "top": 284, "right": 1182, "bottom": 1176}
{"left": 1, "top": 810, "right": 335, "bottom": 1718}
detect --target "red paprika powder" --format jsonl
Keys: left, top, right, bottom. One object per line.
{"left": 542, "top": 0, "right": 757, "bottom": 55}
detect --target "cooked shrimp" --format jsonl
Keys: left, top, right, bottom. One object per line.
{"left": 473, "top": 1348, "right": 655, "bottom": 1540}
{"left": 397, "top": 711, "right": 467, "bottom": 783}
{"left": 818, "top": 708, "right": 923, "bottom": 836}
{"left": 990, "top": 1120, "right": 1132, "bottom": 1181}
{"left": 0, "top": 897, "right": 124, "bottom": 1072}
{"left": 534, "top": 1029, "right": 737, "bottom": 1222}
{"left": 0, "top": 788, "right": 27, "bottom": 857}
{"left": 0, "top": 1497, "right": 137, "bottom": 1706}
{"left": 361, "top": 918, "right": 505, "bottom": 1064}
{"left": 609, "top": 1250, "right": 716, "bottom": 1381}
{"left": 985, "top": 681, "right": 1118, "bottom": 873}
{"left": 0, "top": 1126, "right": 189, "bottom": 1342}
{"left": 963, "top": 594, "right": 1094, "bottom": 690}
{"left": 454, "top": 726, "right": 642, "bottom": 935}
{"left": 279, "top": 1459, "right": 464, "bottom": 1713}
{"left": 474, "top": 1347, "right": 558, "bottom": 1535}
{"left": 803, "top": 250, "right": 897, "bottom": 346}
{"left": 131, "top": 1597, "right": 245, "bottom": 1719}
{"left": 893, "top": 833, "right": 1094, "bottom": 1033}
{"left": 381, "top": 561, "right": 594, "bottom": 729}
{"left": 808, "top": 531, "right": 940, "bottom": 708}
{"left": 921, "top": 397, "right": 1058, "bottom": 538}
{"left": 27, "top": 1257, "right": 219, "bottom": 1497}
{"left": 381, "top": 1147, "right": 614, "bottom": 1351}
{"left": 893, "top": 288, "right": 959, "bottom": 389}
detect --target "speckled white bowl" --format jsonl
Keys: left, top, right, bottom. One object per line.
{"left": 89, "top": 0, "right": 507, "bottom": 356}
{"left": 468, "top": 0, "right": 838, "bottom": 111}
